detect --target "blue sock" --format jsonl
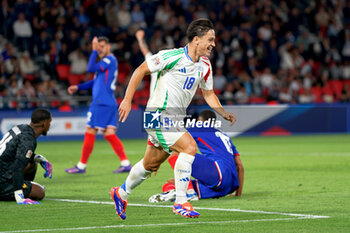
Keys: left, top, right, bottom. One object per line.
{"left": 121, "top": 182, "right": 126, "bottom": 192}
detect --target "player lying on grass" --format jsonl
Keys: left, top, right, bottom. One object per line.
{"left": 111, "top": 18, "right": 236, "bottom": 219}
{"left": 149, "top": 110, "right": 244, "bottom": 203}
{"left": 0, "top": 109, "right": 52, "bottom": 204}
{"left": 65, "top": 36, "right": 131, "bottom": 174}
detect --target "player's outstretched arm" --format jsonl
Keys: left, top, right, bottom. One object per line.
{"left": 201, "top": 89, "right": 237, "bottom": 126}
{"left": 119, "top": 61, "right": 151, "bottom": 122}
{"left": 234, "top": 155, "right": 244, "bottom": 196}
{"left": 136, "top": 29, "right": 150, "bottom": 58}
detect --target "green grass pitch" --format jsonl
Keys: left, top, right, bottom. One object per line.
{"left": 1, "top": 134, "right": 350, "bottom": 233}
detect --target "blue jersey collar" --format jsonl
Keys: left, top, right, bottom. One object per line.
{"left": 184, "top": 45, "right": 193, "bottom": 62}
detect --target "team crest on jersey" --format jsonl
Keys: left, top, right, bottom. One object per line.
{"left": 102, "top": 57, "right": 111, "bottom": 64}
{"left": 152, "top": 56, "right": 160, "bottom": 66}
{"left": 25, "top": 150, "right": 33, "bottom": 158}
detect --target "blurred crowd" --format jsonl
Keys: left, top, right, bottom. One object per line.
{"left": 1, "top": 0, "right": 350, "bottom": 109}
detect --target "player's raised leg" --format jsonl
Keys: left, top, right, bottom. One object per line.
{"left": 111, "top": 144, "right": 167, "bottom": 220}
{"left": 169, "top": 132, "right": 200, "bottom": 218}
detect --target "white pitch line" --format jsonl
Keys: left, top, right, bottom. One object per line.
{"left": 242, "top": 151, "right": 350, "bottom": 156}
{"left": 47, "top": 198, "right": 330, "bottom": 219}
{"left": 0, "top": 217, "right": 325, "bottom": 233}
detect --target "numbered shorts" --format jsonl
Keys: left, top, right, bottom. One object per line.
{"left": 87, "top": 105, "right": 118, "bottom": 130}
{"left": 0, "top": 180, "right": 32, "bottom": 201}
{"left": 147, "top": 129, "right": 186, "bottom": 154}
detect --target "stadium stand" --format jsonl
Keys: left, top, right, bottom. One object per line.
{"left": 1, "top": 0, "right": 350, "bottom": 109}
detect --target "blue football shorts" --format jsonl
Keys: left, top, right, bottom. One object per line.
{"left": 86, "top": 104, "right": 118, "bottom": 130}
{"left": 191, "top": 154, "right": 239, "bottom": 199}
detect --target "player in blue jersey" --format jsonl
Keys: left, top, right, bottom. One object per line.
{"left": 65, "top": 36, "right": 131, "bottom": 174}
{"left": 149, "top": 110, "right": 244, "bottom": 202}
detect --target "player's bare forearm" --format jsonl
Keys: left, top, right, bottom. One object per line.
{"left": 138, "top": 41, "right": 150, "bottom": 57}
{"left": 202, "top": 89, "right": 237, "bottom": 125}
{"left": 136, "top": 30, "right": 150, "bottom": 57}
{"left": 234, "top": 156, "right": 244, "bottom": 196}
{"left": 202, "top": 89, "right": 223, "bottom": 111}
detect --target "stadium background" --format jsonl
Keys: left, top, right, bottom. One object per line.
{"left": 1, "top": 2, "right": 350, "bottom": 232}
{"left": 0, "top": 0, "right": 350, "bottom": 138}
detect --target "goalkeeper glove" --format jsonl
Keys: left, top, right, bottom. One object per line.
{"left": 14, "top": 190, "right": 41, "bottom": 205}
{"left": 34, "top": 154, "right": 53, "bottom": 179}
{"left": 18, "top": 199, "right": 41, "bottom": 205}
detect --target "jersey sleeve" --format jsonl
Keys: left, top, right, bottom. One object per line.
{"left": 13, "top": 134, "right": 36, "bottom": 190}
{"left": 78, "top": 79, "right": 94, "bottom": 90}
{"left": 87, "top": 51, "right": 112, "bottom": 73}
{"left": 146, "top": 50, "right": 176, "bottom": 73}
{"left": 230, "top": 140, "right": 239, "bottom": 156}
{"left": 199, "top": 59, "right": 213, "bottom": 90}
{"left": 231, "top": 140, "right": 240, "bottom": 156}
{"left": 99, "top": 56, "right": 114, "bottom": 72}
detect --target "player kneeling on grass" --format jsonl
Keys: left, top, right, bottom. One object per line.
{"left": 0, "top": 109, "right": 53, "bottom": 204}
{"left": 149, "top": 110, "right": 244, "bottom": 203}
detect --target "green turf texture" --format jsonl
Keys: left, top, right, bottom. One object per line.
{"left": 1, "top": 134, "right": 350, "bottom": 233}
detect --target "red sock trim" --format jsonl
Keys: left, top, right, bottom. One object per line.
{"left": 188, "top": 180, "right": 194, "bottom": 190}
{"left": 162, "top": 182, "right": 175, "bottom": 193}
{"left": 168, "top": 155, "right": 178, "bottom": 170}
{"left": 105, "top": 134, "right": 128, "bottom": 161}
{"left": 80, "top": 132, "right": 95, "bottom": 164}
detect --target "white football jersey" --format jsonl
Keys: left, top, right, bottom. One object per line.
{"left": 146, "top": 45, "right": 213, "bottom": 112}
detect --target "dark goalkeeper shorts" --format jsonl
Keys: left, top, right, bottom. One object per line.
{"left": 0, "top": 180, "right": 32, "bottom": 201}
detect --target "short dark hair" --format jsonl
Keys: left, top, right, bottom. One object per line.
{"left": 31, "top": 109, "right": 51, "bottom": 124}
{"left": 98, "top": 36, "right": 110, "bottom": 44}
{"left": 186, "top": 19, "right": 214, "bottom": 42}
{"left": 198, "top": 110, "right": 216, "bottom": 121}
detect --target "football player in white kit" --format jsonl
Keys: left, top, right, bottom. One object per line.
{"left": 111, "top": 19, "right": 236, "bottom": 219}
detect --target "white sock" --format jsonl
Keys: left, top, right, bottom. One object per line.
{"left": 77, "top": 162, "right": 86, "bottom": 170}
{"left": 118, "top": 159, "right": 151, "bottom": 200}
{"left": 174, "top": 152, "right": 195, "bottom": 204}
{"left": 121, "top": 160, "right": 131, "bottom": 166}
